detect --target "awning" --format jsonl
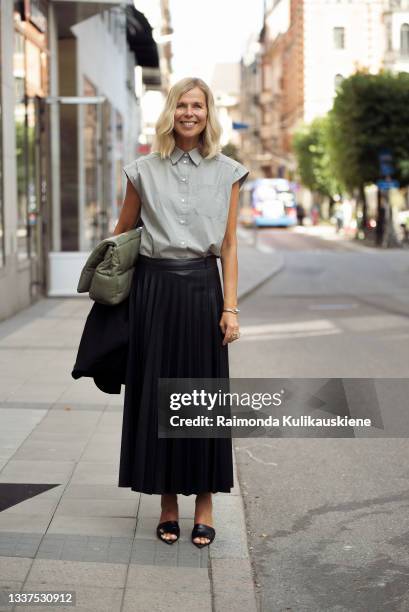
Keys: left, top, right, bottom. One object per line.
{"left": 125, "top": 5, "right": 159, "bottom": 69}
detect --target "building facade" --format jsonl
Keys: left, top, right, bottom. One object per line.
{"left": 256, "top": 0, "right": 409, "bottom": 178}
{"left": 1, "top": 0, "right": 50, "bottom": 321}
{"left": 239, "top": 34, "right": 263, "bottom": 178}
{"left": 0, "top": 0, "right": 161, "bottom": 320}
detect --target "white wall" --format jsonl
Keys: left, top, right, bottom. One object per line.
{"left": 303, "top": 0, "right": 385, "bottom": 122}
{"left": 73, "top": 14, "right": 129, "bottom": 128}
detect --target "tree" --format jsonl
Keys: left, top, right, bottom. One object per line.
{"left": 326, "top": 71, "right": 409, "bottom": 244}
{"left": 222, "top": 142, "right": 242, "bottom": 162}
{"left": 293, "top": 116, "right": 341, "bottom": 219}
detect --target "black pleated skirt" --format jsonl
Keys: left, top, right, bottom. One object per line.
{"left": 117, "top": 253, "right": 234, "bottom": 495}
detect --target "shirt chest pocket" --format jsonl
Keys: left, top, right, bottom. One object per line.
{"left": 190, "top": 184, "right": 225, "bottom": 219}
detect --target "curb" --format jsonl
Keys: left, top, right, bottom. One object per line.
{"left": 238, "top": 252, "right": 285, "bottom": 304}
{"left": 209, "top": 245, "right": 285, "bottom": 612}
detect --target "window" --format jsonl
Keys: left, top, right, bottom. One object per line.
{"left": 334, "top": 74, "right": 344, "bottom": 90}
{"left": 386, "top": 21, "right": 392, "bottom": 52}
{"left": 14, "top": 30, "right": 29, "bottom": 261}
{"left": 334, "top": 27, "right": 345, "bottom": 50}
{"left": 401, "top": 23, "right": 409, "bottom": 56}
{"left": 83, "top": 78, "right": 99, "bottom": 251}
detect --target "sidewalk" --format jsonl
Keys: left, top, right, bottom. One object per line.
{"left": 0, "top": 241, "right": 283, "bottom": 612}
{"left": 290, "top": 223, "right": 381, "bottom": 252}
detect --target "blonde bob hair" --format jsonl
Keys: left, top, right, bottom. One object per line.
{"left": 152, "top": 77, "right": 222, "bottom": 160}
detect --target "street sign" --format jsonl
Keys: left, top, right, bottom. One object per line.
{"left": 232, "top": 121, "right": 249, "bottom": 130}
{"left": 377, "top": 179, "right": 400, "bottom": 190}
{"left": 378, "top": 149, "right": 395, "bottom": 178}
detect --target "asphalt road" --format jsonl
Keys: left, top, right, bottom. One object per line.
{"left": 231, "top": 228, "right": 409, "bottom": 612}
{"left": 245, "top": 226, "right": 351, "bottom": 252}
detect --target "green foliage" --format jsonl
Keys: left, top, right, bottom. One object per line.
{"left": 293, "top": 116, "right": 340, "bottom": 197}
{"left": 292, "top": 71, "right": 409, "bottom": 195}
{"left": 221, "top": 142, "right": 242, "bottom": 162}
{"left": 326, "top": 70, "right": 409, "bottom": 190}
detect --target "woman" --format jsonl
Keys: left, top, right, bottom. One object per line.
{"left": 113, "top": 77, "right": 249, "bottom": 548}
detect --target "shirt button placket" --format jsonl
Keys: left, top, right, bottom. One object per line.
{"left": 178, "top": 154, "right": 190, "bottom": 250}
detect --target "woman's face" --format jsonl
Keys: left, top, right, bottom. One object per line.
{"left": 173, "top": 87, "right": 208, "bottom": 145}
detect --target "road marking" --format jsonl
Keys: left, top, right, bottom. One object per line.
{"left": 308, "top": 303, "right": 359, "bottom": 310}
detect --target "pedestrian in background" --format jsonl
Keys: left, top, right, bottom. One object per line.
{"left": 311, "top": 204, "right": 320, "bottom": 226}
{"left": 296, "top": 202, "right": 305, "bottom": 225}
{"left": 113, "top": 77, "right": 249, "bottom": 548}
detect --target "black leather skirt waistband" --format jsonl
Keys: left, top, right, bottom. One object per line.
{"left": 137, "top": 253, "right": 218, "bottom": 270}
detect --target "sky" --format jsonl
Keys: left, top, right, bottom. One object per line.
{"left": 168, "top": 0, "right": 265, "bottom": 85}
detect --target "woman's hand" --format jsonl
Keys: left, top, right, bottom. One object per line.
{"left": 219, "top": 312, "right": 240, "bottom": 345}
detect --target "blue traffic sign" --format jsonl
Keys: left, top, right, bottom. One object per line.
{"left": 378, "top": 149, "right": 395, "bottom": 178}
{"left": 377, "top": 179, "right": 400, "bottom": 190}
{"left": 232, "top": 121, "right": 249, "bottom": 130}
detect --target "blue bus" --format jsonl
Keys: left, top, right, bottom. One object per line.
{"left": 245, "top": 178, "right": 298, "bottom": 228}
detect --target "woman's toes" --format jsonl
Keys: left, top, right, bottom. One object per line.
{"left": 194, "top": 536, "right": 210, "bottom": 545}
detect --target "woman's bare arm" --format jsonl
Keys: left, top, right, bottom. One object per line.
{"left": 219, "top": 180, "right": 240, "bottom": 345}
{"left": 220, "top": 180, "right": 240, "bottom": 308}
{"left": 113, "top": 179, "right": 142, "bottom": 236}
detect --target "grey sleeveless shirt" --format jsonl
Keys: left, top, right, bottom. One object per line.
{"left": 123, "top": 145, "right": 249, "bottom": 259}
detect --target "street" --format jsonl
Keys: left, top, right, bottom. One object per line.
{"left": 232, "top": 227, "right": 409, "bottom": 612}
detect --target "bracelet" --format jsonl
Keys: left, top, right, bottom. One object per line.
{"left": 223, "top": 307, "right": 240, "bottom": 314}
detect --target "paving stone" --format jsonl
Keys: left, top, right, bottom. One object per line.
{"left": 0, "top": 402, "right": 53, "bottom": 411}
{"left": 47, "top": 516, "right": 136, "bottom": 537}
{"left": 130, "top": 537, "right": 208, "bottom": 569}
{"left": 213, "top": 588, "right": 258, "bottom": 612}
{"left": 0, "top": 533, "right": 42, "bottom": 558}
{"left": 12, "top": 441, "right": 86, "bottom": 462}
{"left": 63, "top": 484, "right": 137, "bottom": 501}
{"left": 54, "top": 498, "right": 138, "bottom": 518}
{"left": 69, "top": 462, "right": 119, "bottom": 486}
{"left": 126, "top": 565, "right": 210, "bottom": 592}
{"left": 1, "top": 498, "right": 59, "bottom": 515}
{"left": 0, "top": 514, "right": 52, "bottom": 534}
{"left": 0, "top": 580, "right": 24, "bottom": 611}
{"left": 0, "top": 556, "right": 32, "bottom": 581}
{"left": 25, "top": 559, "right": 127, "bottom": 588}
{"left": 0, "top": 459, "right": 75, "bottom": 480}
{"left": 10, "top": 583, "right": 123, "bottom": 612}
{"left": 50, "top": 403, "right": 108, "bottom": 412}
{"left": 122, "top": 588, "right": 212, "bottom": 612}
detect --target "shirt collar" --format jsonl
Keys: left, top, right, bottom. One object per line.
{"left": 170, "top": 145, "right": 203, "bottom": 166}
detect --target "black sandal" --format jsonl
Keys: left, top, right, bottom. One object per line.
{"left": 156, "top": 520, "right": 180, "bottom": 545}
{"left": 191, "top": 523, "right": 216, "bottom": 548}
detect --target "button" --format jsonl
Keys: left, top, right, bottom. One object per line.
{"left": 180, "top": 240, "right": 186, "bottom": 246}
{"left": 183, "top": 160, "right": 187, "bottom": 163}
{"left": 184, "top": 153, "right": 188, "bottom": 157}
{"left": 181, "top": 198, "right": 185, "bottom": 202}
{"left": 181, "top": 177, "right": 186, "bottom": 182}
{"left": 179, "top": 219, "right": 186, "bottom": 224}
